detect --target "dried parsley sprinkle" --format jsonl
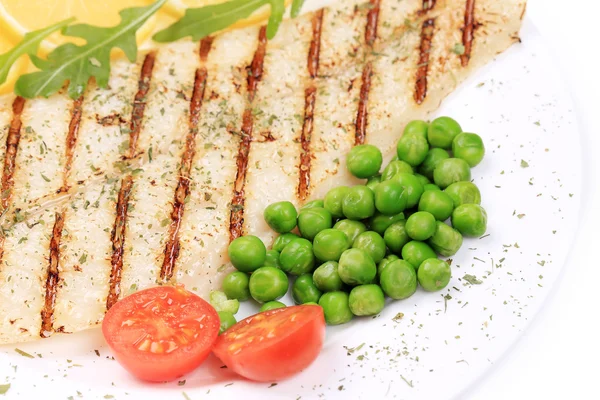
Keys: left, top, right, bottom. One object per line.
{"left": 462, "top": 274, "right": 483, "bottom": 285}
{"left": 0, "top": 384, "right": 10, "bottom": 395}
{"left": 520, "top": 159, "right": 529, "bottom": 168}
{"left": 15, "top": 348, "right": 34, "bottom": 358}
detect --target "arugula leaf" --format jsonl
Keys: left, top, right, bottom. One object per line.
{"left": 15, "top": 0, "right": 166, "bottom": 99}
{"left": 154, "top": 0, "right": 302, "bottom": 42}
{"left": 291, "top": 0, "right": 305, "bottom": 18}
{"left": 0, "top": 18, "right": 74, "bottom": 87}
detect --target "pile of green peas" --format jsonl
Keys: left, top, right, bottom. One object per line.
{"left": 218, "top": 117, "right": 487, "bottom": 328}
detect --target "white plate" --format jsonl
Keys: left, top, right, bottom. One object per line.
{"left": 0, "top": 7, "right": 584, "bottom": 400}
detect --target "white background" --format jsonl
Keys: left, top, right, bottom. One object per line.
{"left": 464, "top": 0, "right": 600, "bottom": 399}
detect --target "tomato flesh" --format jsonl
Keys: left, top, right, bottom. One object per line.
{"left": 102, "top": 285, "right": 220, "bottom": 382}
{"left": 213, "top": 305, "right": 326, "bottom": 382}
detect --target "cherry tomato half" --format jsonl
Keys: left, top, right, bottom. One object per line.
{"left": 213, "top": 305, "right": 325, "bottom": 382}
{"left": 102, "top": 285, "right": 220, "bottom": 382}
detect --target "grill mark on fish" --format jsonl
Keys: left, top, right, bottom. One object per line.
{"left": 1, "top": 97, "right": 25, "bottom": 211}
{"left": 161, "top": 39, "right": 212, "bottom": 281}
{"left": 308, "top": 10, "right": 324, "bottom": 79}
{"left": 229, "top": 27, "right": 268, "bottom": 241}
{"left": 40, "top": 212, "right": 65, "bottom": 337}
{"left": 460, "top": 0, "right": 476, "bottom": 67}
{"left": 354, "top": 0, "right": 380, "bottom": 145}
{"left": 414, "top": 19, "right": 436, "bottom": 104}
{"left": 297, "top": 12, "right": 324, "bottom": 201}
{"left": 297, "top": 87, "right": 317, "bottom": 200}
{"left": 355, "top": 62, "right": 373, "bottom": 145}
{"left": 127, "top": 52, "right": 156, "bottom": 158}
{"left": 62, "top": 96, "right": 84, "bottom": 191}
{"left": 106, "top": 176, "right": 133, "bottom": 309}
{"left": 365, "top": 0, "right": 381, "bottom": 46}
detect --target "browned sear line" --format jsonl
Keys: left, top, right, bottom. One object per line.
{"left": 229, "top": 27, "right": 268, "bottom": 241}
{"left": 461, "top": 0, "right": 476, "bottom": 67}
{"left": 161, "top": 39, "right": 212, "bottom": 281}
{"left": 414, "top": 19, "right": 435, "bottom": 105}
{"left": 1, "top": 96, "right": 25, "bottom": 210}
{"left": 40, "top": 212, "right": 65, "bottom": 337}
{"left": 127, "top": 52, "right": 156, "bottom": 158}
{"left": 355, "top": 62, "right": 373, "bottom": 145}
{"left": 365, "top": 0, "right": 381, "bottom": 46}
{"left": 308, "top": 10, "right": 324, "bottom": 78}
{"left": 200, "top": 36, "right": 214, "bottom": 62}
{"left": 62, "top": 96, "right": 84, "bottom": 190}
{"left": 106, "top": 176, "right": 134, "bottom": 309}
{"left": 297, "top": 87, "right": 317, "bottom": 201}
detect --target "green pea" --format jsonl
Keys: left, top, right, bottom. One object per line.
{"left": 418, "top": 148, "right": 450, "bottom": 180}
{"left": 210, "top": 291, "right": 240, "bottom": 314}
{"left": 342, "top": 186, "right": 375, "bottom": 220}
{"left": 433, "top": 158, "right": 471, "bottom": 189}
{"left": 272, "top": 232, "right": 299, "bottom": 252}
{"left": 263, "top": 201, "right": 298, "bottom": 233}
{"left": 396, "top": 133, "right": 429, "bottom": 166}
{"left": 348, "top": 284, "right": 385, "bottom": 316}
{"left": 313, "top": 229, "right": 351, "bottom": 261}
{"left": 401, "top": 241, "right": 437, "bottom": 270}
{"left": 249, "top": 266, "right": 289, "bottom": 303}
{"left": 324, "top": 186, "right": 350, "bottom": 218}
{"left": 366, "top": 175, "right": 382, "bottom": 191}
{"left": 383, "top": 221, "right": 410, "bottom": 254}
{"left": 377, "top": 254, "right": 400, "bottom": 279}
{"left": 228, "top": 235, "right": 266, "bottom": 273}
{"left": 292, "top": 274, "right": 323, "bottom": 305}
{"left": 352, "top": 231, "right": 386, "bottom": 264}
{"left": 222, "top": 271, "right": 250, "bottom": 301}
{"left": 418, "top": 190, "right": 454, "bottom": 221}
{"left": 301, "top": 199, "right": 324, "bottom": 211}
{"left": 428, "top": 116, "right": 462, "bottom": 149}
{"left": 452, "top": 132, "right": 485, "bottom": 167}
{"left": 313, "top": 261, "right": 344, "bottom": 292}
{"left": 451, "top": 204, "right": 487, "bottom": 237}
{"left": 333, "top": 219, "right": 367, "bottom": 243}
{"left": 414, "top": 173, "right": 430, "bottom": 187}
{"left": 379, "top": 260, "right": 417, "bottom": 300}
{"left": 298, "top": 207, "right": 332, "bottom": 241}
{"left": 264, "top": 249, "right": 281, "bottom": 269}
{"left": 390, "top": 173, "right": 424, "bottom": 208}
{"left": 346, "top": 144, "right": 383, "bottom": 179}
{"left": 303, "top": 302, "right": 320, "bottom": 306}
{"left": 319, "top": 291, "right": 353, "bottom": 325}
{"left": 280, "top": 238, "right": 315, "bottom": 275}
{"left": 218, "top": 311, "right": 237, "bottom": 334}
{"left": 368, "top": 212, "right": 405, "bottom": 236}
{"left": 403, "top": 120, "right": 429, "bottom": 139}
{"left": 427, "top": 221, "right": 463, "bottom": 257}
{"left": 423, "top": 184, "right": 441, "bottom": 192}
{"left": 338, "top": 248, "right": 377, "bottom": 286}
{"left": 444, "top": 181, "right": 481, "bottom": 207}
{"left": 381, "top": 160, "right": 413, "bottom": 181}
{"left": 418, "top": 258, "right": 451, "bottom": 291}
{"left": 374, "top": 180, "right": 408, "bottom": 216}
{"left": 405, "top": 211, "right": 437, "bottom": 241}
{"left": 259, "top": 301, "right": 286, "bottom": 312}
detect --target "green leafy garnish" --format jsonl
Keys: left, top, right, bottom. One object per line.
{"left": 154, "top": 0, "right": 302, "bottom": 42}
{"left": 15, "top": 0, "right": 167, "bottom": 99}
{"left": 0, "top": 18, "right": 74, "bottom": 87}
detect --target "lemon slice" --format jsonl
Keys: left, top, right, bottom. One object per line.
{"left": 0, "top": 34, "right": 27, "bottom": 95}
{"left": 162, "top": 0, "right": 292, "bottom": 31}
{"left": 0, "top": 0, "right": 157, "bottom": 56}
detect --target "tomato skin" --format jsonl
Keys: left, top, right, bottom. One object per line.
{"left": 102, "top": 286, "right": 220, "bottom": 382}
{"left": 213, "top": 305, "right": 326, "bottom": 382}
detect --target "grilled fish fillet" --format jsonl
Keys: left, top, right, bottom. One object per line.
{"left": 0, "top": 0, "right": 526, "bottom": 343}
